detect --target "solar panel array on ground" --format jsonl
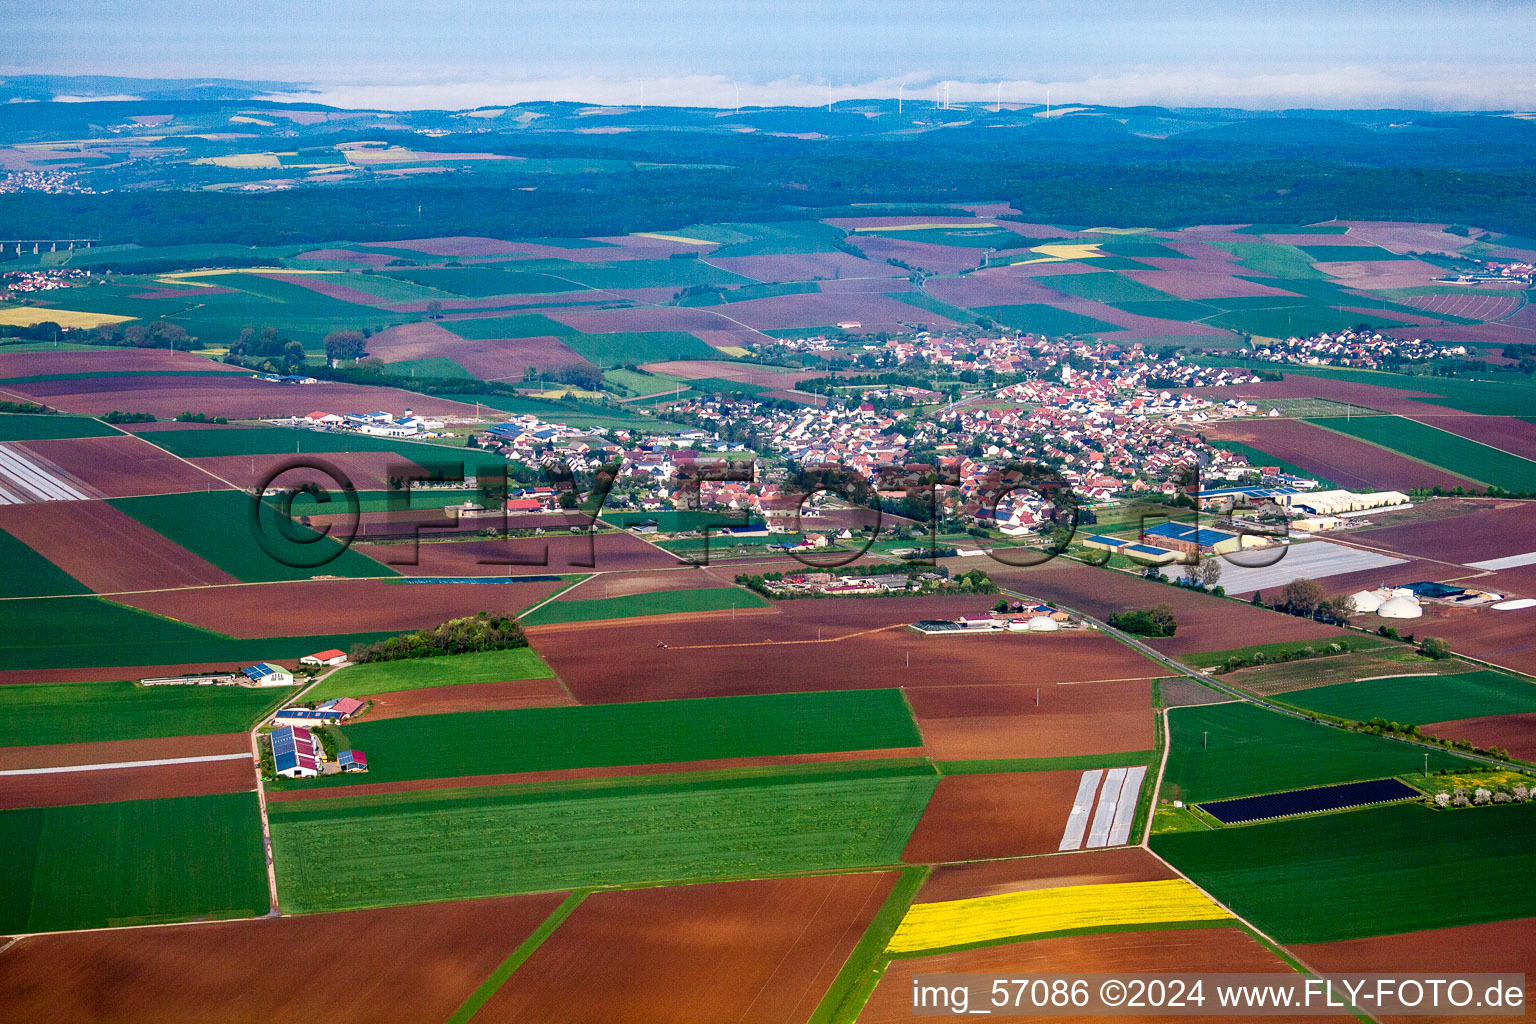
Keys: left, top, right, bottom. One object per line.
{"left": 1199, "top": 777, "right": 1421, "bottom": 824}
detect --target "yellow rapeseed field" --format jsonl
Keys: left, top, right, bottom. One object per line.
{"left": 0, "top": 306, "right": 134, "bottom": 329}
{"left": 1020, "top": 243, "right": 1106, "bottom": 263}
{"left": 852, "top": 222, "right": 999, "bottom": 232}
{"left": 886, "top": 879, "right": 1229, "bottom": 954}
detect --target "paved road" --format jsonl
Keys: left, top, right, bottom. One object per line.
{"left": 0, "top": 752, "right": 253, "bottom": 776}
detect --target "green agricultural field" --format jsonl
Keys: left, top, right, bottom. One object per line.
{"left": 1152, "top": 801, "right": 1536, "bottom": 943}
{"left": 439, "top": 313, "right": 572, "bottom": 340}
{"left": 436, "top": 393, "right": 683, "bottom": 431}
{"left": 110, "top": 491, "right": 394, "bottom": 583}
{"left": 602, "top": 367, "right": 687, "bottom": 396}
{"left": 888, "top": 290, "right": 984, "bottom": 325}
{"left": 0, "top": 413, "right": 116, "bottom": 441}
{"left": 0, "top": 678, "right": 289, "bottom": 746}
{"left": 853, "top": 226, "right": 1037, "bottom": 249}
{"left": 522, "top": 585, "right": 768, "bottom": 625}
{"left": 283, "top": 687, "right": 922, "bottom": 789}
{"left": 0, "top": 594, "right": 395, "bottom": 671}
{"left": 972, "top": 304, "right": 1124, "bottom": 335}
{"left": 0, "top": 527, "right": 88, "bottom": 597}
{"left": 709, "top": 220, "right": 843, "bottom": 257}
{"left": 1163, "top": 701, "right": 1475, "bottom": 803}
{"left": 0, "top": 793, "right": 269, "bottom": 932}
{"left": 303, "top": 647, "right": 554, "bottom": 702}
{"left": 1298, "top": 244, "right": 1413, "bottom": 262}
{"left": 677, "top": 281, "right": 818, "bottom": 306}
{"left": 310, "top": 271, "right": 457, "bottom": 303}
{"left": 390, "top": 267, "right": 579, "bottom": 297}
{"left": 1180, "top": 635, "right": 1391, "bottom": 670}
{"left": 1093, "top": 239, "right": 1195, "bottom": 259}
{"left": 1307, "top": 415, "right": 1536, "bottom": 491}
{"left": 1205, "top": 304, "right": 1393, "bottom": 339}
{"left": 560, "top": 331, "right": 717, "bottom": 367}
{"left": 1207, "top": 440, "right": 1339, "bottom": 489}
{"left": 1042, "top": 272, "right": 1180, "bottom": 304}
{"left": 1109, "top": 299, "right": 1224, "bottom": 324}
{"left": 1284, "top": 670, "right": 1536, "bottom": 726}
{"left": 552, "top": 259, "right": 755, "bottom": 290}
{"left": 1208, "top": 241, "right": 1330, "bottom": 280}
{"left": 269, "top": 760, "right": 937, "bottom": 912}
{"left": 380, "top": 356, "right": 472, "bottom": 378}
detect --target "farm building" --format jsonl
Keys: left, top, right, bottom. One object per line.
{"left": 1278, "top": 489, "right": 1410, "bottom": 516}
{"left": 272, "top": 707, "right": 345, "bottom": 726}
{"left": 338, "top": 749, "right": 368, "bottom": 773}
{"left": 271, "top": 726, "right": 320, "bottom": 778}
{"left": 300, "top": 649, "right": 348, "bottom": 667}
{"left": 1082, "top": 534, "right": 1182, "bottom": 565}
{"left": 1140, "top": 521, "right": 1244, "bottom": 557}
{"left": 241, "top": 663, "right": 294, "bottom": 687}
{"left": 139, "top": 672, "right": 239, "bottom": 687}
{"left": 316, "top": 697, "right": 366, "bottom": 719}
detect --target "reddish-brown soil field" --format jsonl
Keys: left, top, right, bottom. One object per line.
{"left": 906, "top": 680, "right": 1156, "bottom": 760}
{"left": 10, "top": 434, "right": 219, "bottom": 497}
{"left": 1202, "top": 418, "right": 1477, "bottom": 491}
{"left": 1125, "top": 266, "right": 1306, "bottom": 300}
{"left": 367, "top": 320, "right": 593, "bottom": 376}
{"left": 901, "top": 770, "right": 1086, "bottom": 863}
{"left": 7, "top": 374, "right": 478, "bottom": 420}
{"left": 721, "top": 291, "right": 960, "bottom": 332}
{"left": 917, "top": 847, "right": 1176, "bottom": 904}
{"left": 359, "top": 677, "right": 572, "bottom": 720}
{"left": 860, "top": 928, "right": 1330, "bottom": 1024}
{"left": 357, "top": 531, "right": 683, "bottom": 575}
{"left": 1421, "top": 712, "right": 1536, "bottom": 761}
{"left": 262, "top": 273, "right": 398, "bottom": 307}
{"left": 0, "top": 756, "right": 253, "bottom": 810}
{"left": 1343, "top": 499, "right": 1536, "bottom": 566}
{"left": 1293, "top": 918, "right": 1536, "bottom": 1024}
{"left": 0, "top": 349, "right": 249, "bottom": 380}
{"left": 528, "top": 594, "right": 1162, "bottom": 705}
{"left": 638, "top": 359, "right": 816, "bottom": 386}
{"left": 1405, "top": 291, "right": 1524, "bottom": 322}
{"left": 188, "top": 451, "right": 428, "bottom": 491}
{"left": 926, "top": 271, "right": 1077, "bottom": 308}
{"left": 116, "top": 576, "right": 565, "bottom": 638}
{"left": 267, "top": 747, "right": 924, "bottom": 803}
{"left": 1412, "top": 601, "right": 1536, "bottom": 675}
{"left": 708, "top": 251, "right": 904, "bottom": 283}
{"left": 842, "top": 235, "right": 981, "bottom": 275}
{"left": 1186, "top": 376, "right": 1456, "bottom": 416}
{"left": 554, "top": 566, "right": 732, "bottom": 600}
{"left": 390, "top": 290, "right": 599, "bottom": 313}
{"left": 0, "top": 891, "right": 566, "bottom": 1024}
{"left": 473, "top": 872, "right": 898, "bottom": 1024}
{"left": 1408, "top": 413, "right": 1536, "bottom": 461}
{"left": 296, "top": 246, "right": 399, "bottom": 266}
{"left": 1314, "top": 258, "right": 1446, "bottom": 290}
{"left": 0, "top": 499, "right": 237, "bottom": 591}
{"left": 983, "top": 560, "right": 1347, "bottom": 657}
{"left": 0, "top": 732, "right": 249, "bottom": 771}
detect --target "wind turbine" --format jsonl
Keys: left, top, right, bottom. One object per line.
{"left": 735, "top": 83, "right": 741, "bottom": 114}
{"left": 897, "top": 83, "right": 903, "bottom": 114}
{"left": 827, "top": 80, "right": 832, "bottom": 113}
{"left": 639, "top": 80, "right": 644, "bottom": 110}
{"left": 1046, "top": 87, "right": 1052, "bottom": 118}
{"left": 996, "top": 82, "right": 1002, "bottom": 113}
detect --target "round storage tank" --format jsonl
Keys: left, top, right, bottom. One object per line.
{"left": 1350, "top": 590, "right": 1383, "bottom": 614}
{"left": 1377, "top": 595, "right": 1423, "bottom": 619}
{"left": 1027, "top": 616, "right": 1060, "bottom": 632}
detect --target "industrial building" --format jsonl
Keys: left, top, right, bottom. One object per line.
{"left": 241, "top": 663, "right": 294, "bottom": 687}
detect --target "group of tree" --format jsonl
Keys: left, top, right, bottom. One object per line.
{"left": 228, "top": 326, "right": 306, "bottom": 372}
{"left": 84, "top": 320, "right": 200, "bottom": 351}
{"left": 348, "top": 612, "right": 528, "bottom": 663}
{"left": 1267, "top": 578, "right": 1356, "bottom": 622}
{"left": 1107, "top": 603, "right": 1177, "bottom": 637}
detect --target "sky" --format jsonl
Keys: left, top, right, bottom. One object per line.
{"left": 4, "top": 0, "right": 1535, "bottom": 110}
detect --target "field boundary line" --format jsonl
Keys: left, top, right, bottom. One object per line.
{"left": 0, "top": 752, "right": 251, "bottom": 775}
{"left": 443, "top": 890, "right": 588, "bottom": 1024}
{"left": 665, "top": 622, "right": 907, "bottom": 650}
{"left": 808, "top": 864, "right": 930, "bottom": 1024}
{"left": 1302, "top": 416, "right": 1493, "bottom": 488}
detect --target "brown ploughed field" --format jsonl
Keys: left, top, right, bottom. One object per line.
{"left": 984, "top": 560, "right": 1347, "bottom": 657}
{"left": 189, "top": 451, "right": 428, "bottom": 492}
{"left": 355, "top": 531, "right": 682, "bottom": 575}
{"left": 0, "top": 499, "right": 237, "bottom": 591}
{"left": 11, "top": 434, "right": 219, "bottom": 497}
{"left": 359, "top": 677, "right": 573, "bottom": 720}
{"left": 116, "top": 576, "right": 564, "bottom": 637}
{"left": 527, "top": 594, "right": 1161, "bottom": 705}
{"left": 7, "top": 374, "right": 477, "bottom": 420}
{"left": 552, "top": 566, "right": 733, "bottom": 600}
{"left": 1293, "top": 918, "right": 1536, "bottom": 1024}
{"left": 0, "top": 892, "right": 566, "bottom": 1024}
{"left": 1203, "top": 418, "right": 1477, "bottom": 492}
{"left": 900, "top": 770, "right": 1085, "bottom": 863}
{"left": 860, "top": 927, "right": 1335, "bottom": 1023}
{"left": 472, "top": 872, "right": 898, "bottom": 1024}
{"left": 906, "top": 680, "right": 1155, "bottom": 760}
{"left": 0, "top": 732, "right": 249, "bottom": 771}
{"left": 917, "top": 847, "right": 1176, "bottom": 904}
{"left": 1420, "top": 713, "right": 1536, "bottom": 761}
{"left": 1344, "top": 499, "right": 1536, "bottom": 567}
{"left": 0, "top": 756, "right": 253, "bottom": 810}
